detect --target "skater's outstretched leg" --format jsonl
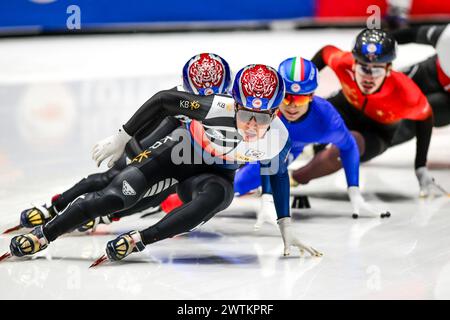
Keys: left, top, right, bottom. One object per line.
{"left": 111, "top": 187, "right": 175, "bottom": 219}
{"left": 16, "top": 117, "right": 182, "bottom": 232}
{"left": 10, "top": 164, "right": 151, "bottom": 257}
{"left": 53, "top": 161, "right": 125, "bottom": 212}
{"left": 16, "top": 162, "right": 124, "bottom": 231}
{"left": 105, "top": 173, "right": 234, "bottom": 261}
{"left": 9, "top": 127, "right": 189, "bottom": 257}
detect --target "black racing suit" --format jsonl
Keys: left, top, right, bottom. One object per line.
{"left": 50, "top": 87, "right": 186, "bottom": 220}
{"left": 43, "top": 89, "right": 291, "bottom": 246}
{"left": 391, "top": 24, "right": 450, "bottom": 146}
{"left": 44, "top": 91, "right": 237, "bottom": 245}
{"left": 51, "top": 115, "right": 182, "bottom": 220}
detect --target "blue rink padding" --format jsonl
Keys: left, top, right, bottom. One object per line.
{"left": 0, "top": 0, "right": 314, "bottom": 31}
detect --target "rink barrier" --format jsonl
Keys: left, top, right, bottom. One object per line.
{"left": 0, "top": 0, "right": 449, "bottom": 36}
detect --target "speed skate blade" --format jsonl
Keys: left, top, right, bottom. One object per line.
{"left": 436, "top": 186, "right": 450, "bottom": 198}
{"left": 89, "top": 255, "right": 108, "bottom": 268}
{"left": 2, "top": 225, "right": 22, "bottom": 234}
{"left": 0, "top": 252, "right": 11, "bottom": 262}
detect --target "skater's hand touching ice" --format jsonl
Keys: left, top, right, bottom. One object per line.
{"left": 277, "top": 217, "right": 323, "bottom": 257}
{"left": 105, "top": 231, "right": 145, "bottom": 261}
{"left": 92, "top": 128, "right": 131, "bottom": 168}
{"left": 254, "top": 194, "right": 278, "bottom": 230}
{"left": 348, "top": 186, "right": 391, "bottom": 219}
{"left": 415, "top": 167, "right": 448, "bottom": 198}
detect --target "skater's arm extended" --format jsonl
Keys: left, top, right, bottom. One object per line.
{"left": 413, "top": 115, "right": 444, "bottom": 197}
{"left": 93, "top": 90, "right": 217, "bottom": 167}
{"left": 260, "top": 140, "right": 323, "bottom": 257}
{"left": 336, "top": 135, "right": 360, "bottom": 187}
{"left": 311, "top": 45, "right": 345, "bottom": 72}
{"left": 398, "top": 76, "right": 434, "bottom": 169}
{"left": 414, "top": 115, "right": 433, "bottom": 169}
{"left": 123, "top": 90, "right": 216, "bottom": 136}
{"left": 325, "top": 111, "right": 360, "bottom": 187}
{"left": 392, "top": 25, "right": 446, "bottom": 47}
{"left": 260, "top": 139, "right": 291, "bottom": 219}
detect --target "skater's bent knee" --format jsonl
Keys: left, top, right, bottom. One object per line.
{"left": 201, "top": 177, "right": 234, "bottom": 211}
{"left": 177, "top": 174, "right": 234, "bottom": 211}
{"left": 73, "top": 192, "right": 124, "bottom": 220}
{"left": 351, "top": 131, "right": 366, "bottom": 156}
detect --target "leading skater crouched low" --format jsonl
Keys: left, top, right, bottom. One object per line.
{"left": 7, "top": 64, "right": 323, "bottom": 264}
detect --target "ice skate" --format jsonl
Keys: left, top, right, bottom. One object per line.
{"left": 9, "top": 226, "right": 49, "bottom": 258}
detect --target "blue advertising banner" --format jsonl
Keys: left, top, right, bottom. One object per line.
{"left": 0, "top": 0, "right": 315, "bottom": 32}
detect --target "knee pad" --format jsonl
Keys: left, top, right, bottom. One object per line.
{"left": 72, "top": 192, "right": 123, "bottom": 221}
{"left": 74, "top": 167, "right": 149, "bottom": 220}
{"left": 105, "top": 166, "right": 149, "bottom": 209}
{"left": 76, "top": 175, "right": 103, "bottom": 191}
{"left": 177, "top": 174, "right": 234, "bottom": 212}
{"left": 196, "top": 178, "right": 234, "bottom": 225}
{"left": 196, "top": 174, "right": 234, "bottom": 212}
{"left": 141, "top": 174, "right": 234, "bottom": 245}
{"left": 84, "top": 173, "right": 113, "bottom": 190}
{"left": 213, "top": 177, "right": 235, "bottom": 212}
{"left": 80, "top": 163, "right": 124, "bottom": 191}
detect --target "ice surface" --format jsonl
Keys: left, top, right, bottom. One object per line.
{"left": 0, "top": 29, "right": 448, "bottom": 299}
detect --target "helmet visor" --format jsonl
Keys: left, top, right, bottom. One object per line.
{"left": 236, "top": 106, "right": 274, "bottom": 126}
{"left": 282, "top": 94, "right": 311, "bottom": 106}
{"left": 355, "top": 63, "right": 387, "bottom": 78}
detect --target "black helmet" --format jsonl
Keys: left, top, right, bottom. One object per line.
{"left": 352, "top": 29, "right": 397, "bottom": 64}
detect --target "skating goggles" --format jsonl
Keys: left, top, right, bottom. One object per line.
{"left": 355, "top": 63, "right": 387, "bottom": 78}
{"left": 282, "top": 94, "right": 311, "bottom": 106}
{"left": 236, "top": 106, "right": 274, "bottom": 126}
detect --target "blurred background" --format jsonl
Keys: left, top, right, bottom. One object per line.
{"left": 0, "top": 0, "right": 449, "bottom": 35}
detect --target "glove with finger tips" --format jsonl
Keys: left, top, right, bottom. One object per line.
{"left": 415, "top": 167, "right": 448, "bottom": 197}
{"left": 415, "top": 167, "right": 434, "bottom": 197}
{"left": 92, "top": 128, "right": 131, "bottom": 168}
{"left": 277, "top": 217, "right": 323, "bottom": 257}
{"left": 254, "top": 194, "right": 278, "bottom": 231}
{"left": 348, "top": 186, "right": 390, "bottom": 219}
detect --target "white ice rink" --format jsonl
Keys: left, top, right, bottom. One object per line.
{"left": 0, "top": 29, "right": 449, "bottom": 299}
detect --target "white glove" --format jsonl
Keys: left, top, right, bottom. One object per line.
{"left": 277, "top": 217, "right": 323, "bottom": 257}
{"left": 254, "top": 194, "right": 278, "bottom": 231}
{"left": 348, "top": 186, "right": 390, "bottom": 219}
{"left": 92, "top": 128, "right": 131, "bottom": 168}
{"left": 415, "top": 167, "right": 448, "bottom": 197}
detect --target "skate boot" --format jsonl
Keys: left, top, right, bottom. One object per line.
{"left": 77, "top": 215, "right": 114, "bottom": 233}
{"left": 10, "top": 226, "right": 49, "bottom": 257}
{"left": 106, "top": 231, "right": 145, "bottom": 261}
{"left": 20, "top": 204, "right": 57, "bottom": 229}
